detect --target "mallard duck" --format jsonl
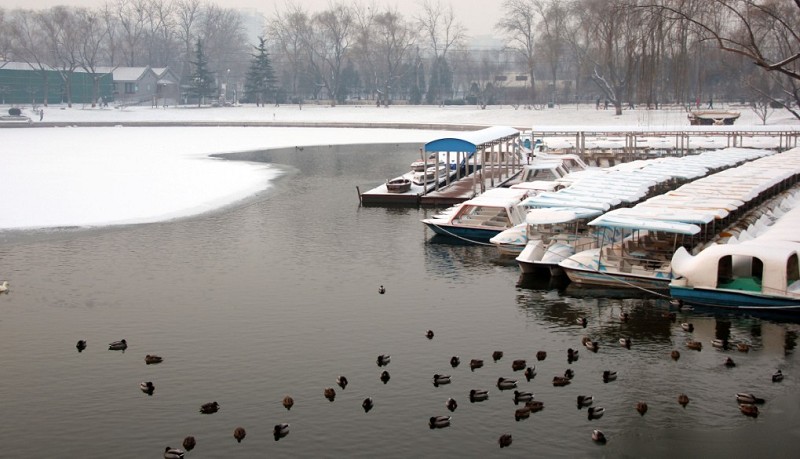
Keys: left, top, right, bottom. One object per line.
{"left": 619, "top": 311, "right": 630, "bottom": 322}
{"left": 140, "top": 381, "right": 155, "bottom": 395}
{"left": 446, "top": 397, "right": 457, "bottom": 412}
{"left": 524, "top": 366, "right": 536, "bottom": 381}
{"left": 469, "top": 359, "right": 484, "bottom": 371}
{"left": 429, "top": 415, "right": 451, "bottom": 429}
{"left": 568, "top": 348, "right": 580, "bottom": 361}
{"left": 181, "top": 436, "right": 195, "bottom": 451}
{"left": 526, "top": 400, "right": 544, "bottom": 412}
{"left": 512, "top": 359, "right": 526, "bottom": 371}
{"left": 686, "top": 340, "right": 702, "bottom": 351}
{"left": 199, "top": 401, "right": 219, "bottom": 414}
{"left": 592, "top": 429, "right": 607, "bottom": 444}
{"left": 469, "top": 389, "right": 489, "bottom": 402}
{"left": 108, "top": 339, "right": 127, "bottom": 351}
{"left": 282, "top": 395, "right": 294, "bottom": 410}
{"left": 514, "top": 406, "right": 531, "bottom": 421}
{"left": 740, "top": 403, "right": 759, "bottom": 417}
{"left": 362, "top": 397, "right": 374, "bottom": 412}
{"left": 736, "top": 393, "right": 765, "bottom": 405}
{"left": 426, "top": 330, "right": 434, "bottom": 340}
{"left": 681, "top": 323, "right": 694, "bottom": 332}
{"left": 536, "top": 350, "right": 547, "bottom": 361}
{"left": 492, "top": 350, "right": 504, "bottom": 362}
{"left": 233, "top": 426, "right": 246, "bottom": 443}
{"left": 620, "top": 338, "right": 631, "bottom": 349}
{"left": 497, "top": 377, "right": 517, "bottom": 390}
{"left": 273, "top": 423, "right": 290, "bottom": 439}
{"left": 602, "top": 370, "right": 617, "bottom": 383}
{"left": 564, "top": 368, "right": 575, "bottom": 380}
{"left": 584, "top": 340, "right": 599, "bottom": 352}
{"left": 336, "top": 375, "right": 348, "bottom": 390}
{"left": 164, "top": 446, "right": 185, "bottom": 459}
{"left": 513, "top": 390, "right": 534, "bottom": 404}
{"left": 724, "top": 357, "right": 736, "bottom": 368}
{"left": 0, "top": 280, "right": 8, "bottom": 293}
{"left": 772, "top": 369, "right": 784, "bottom": 382}
{"left": 636, "top": 401, "right": 648, "bottom": 416}
{"left": 324, "top": 387, "right": 336, "bottom": 401}
{"left": 450, "top": 356, "right": 460, "bottom": 368}
{"left": 380, "top": 370, "right": 390, "bottom": 384}
{"left": 552, "top": 376, "right": 571, "bottom": 387}
{"left": 678, "top": 393, "right": 690, "bottom": 407}
{"left": 587, "top": 406, "right": 605, "bottom": 420}
{"left": 711, "top": 338, "right": 729, "bottom": 350}
{"left": 145, "top": 354, "right": 163, "bottom": 365}
{"left": 76, "top": 340, "right": 87, "bottom": 352}
{"left": 577, "top": 395, "right": 594, "bottom": 408}
{"left": 498, "top": 433, "right": 513, "bottom": 448}
{"left": 376, "top": 354, "right": 391, "bottom": 367}
{"left": 433, "top": 374, "right": 451, "bottom": 386}
{"left": 671, "top": 350, "right": 681, "bottom": 361}
{"left": 378, "top": 285, "right": 385, "bottom": 294}
{"left": 737, "top": 342, "right": 751, "bottom": 353}
{"left": 577, "top": 317, "right": 588, "bottom": 328}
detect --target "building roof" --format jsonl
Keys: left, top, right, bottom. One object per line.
{"left": 424, "top": 126, "right": 519, "bottom": 153}
{"left": 0, "top": 61, "right": 54, "bottom": 71}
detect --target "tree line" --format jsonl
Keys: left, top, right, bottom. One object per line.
{"left": 0, "top": 0, "right": 797, "bottom": 119}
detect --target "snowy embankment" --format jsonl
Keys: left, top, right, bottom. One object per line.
{"left": 1, "top": 104, "right": 797, "bottom": 231}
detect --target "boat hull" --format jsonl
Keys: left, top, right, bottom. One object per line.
{"left": 423, "top": 221, "right": 506, "bottom": 243}
{"left": 669, "top": 285, "right": 800, "bottom": 311}
{"left": 563, "top": 266, "right": 672, "bottom": 290}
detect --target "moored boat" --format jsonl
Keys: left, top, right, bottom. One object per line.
{"left": 386, "top": 177, "right": 412, "bottom": 193}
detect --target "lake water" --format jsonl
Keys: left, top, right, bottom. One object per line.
{"left": 1, "top": 143, "right": 798, "bottom": 458}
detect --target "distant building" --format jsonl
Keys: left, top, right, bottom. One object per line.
{"left": 0, "top": 61, "right": 113, "bottom": 105}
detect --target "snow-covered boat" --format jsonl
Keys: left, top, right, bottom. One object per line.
{"left": 386, "top": 177, "right": 412, "bottom": 193}
{"left": 412, "top": 164, "right": 448, "bottom": 185}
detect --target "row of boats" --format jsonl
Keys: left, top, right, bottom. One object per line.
{"left": 421, "top": 146, "right": 800, "bottom": 312}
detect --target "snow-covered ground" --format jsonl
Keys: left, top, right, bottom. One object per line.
{"left": 1, "top": 103, "right": 798, "bottom": 231}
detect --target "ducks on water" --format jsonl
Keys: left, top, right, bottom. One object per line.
{"left": 514, "top": 405, "right": 531, "bottom": 421}
{"left": 469, "top": 359, "right": 484, "bottom": 371}
{"left": 526, "top": 400, "right": 544, "bottom": 412}
{"left": 564, "top": 368, "right": 575, "bottom": 380}
{"left": 497, "top": 377, "right": 517, "bottom": 390}
{"left": 663, "top": 311, "right": 677, "bottom": 322}
{"left": 433, "top": 374, "right": 451, "bottom": 386}
{"left": 671, "top": 350, "right": 681, "bottom": 361}
{"left": 182, "top": 436, "right": 196, "bottom": 451}
{"left": 324, "top": 387, "right": 336, "bottom": 401}
{"left": 450, "top": 356, "right": 460, "bottom": 368}
{"left": 620, "top": 338, "right": 631, "bottom": 349}
{"left": 587, "top": 406, "right": 605, "bottom": 420}
{"left": 273, "top": 423, "right": 290, "bottom": 440}
{"left": 200, "top": 401, "right": 219, "bottom": 414}
{"left": 426, "top": 330, "right": 434, "bottom": 340}
{"left": 76, "top": 340, "right": 87, "bottom": 352}
{"left": 619, "top": 311, "right": 630, "bottom": 322}
{"left": 283, "top": 395, "right": 294, "bottom": 410}
{"left": 577, "top": 395, "right": 594, "bottom": 408}
{"left": 724, "top": 357, "right": 736, "bottom": 368}
{"left": 592, "top": 429, "right": 607, "bottom": 444}
{"left": 446, "top": 398, "right": 457, "bottom": 412}
{"left": 711, "top": 338, "right": 729, "bottom": 350}
{"left": 524, "top": 366, "right": 536, "bottom": 381}
{"left": 233, "top": 426, "right": 246, "bottom": 443}
{"left": 378, "top": 285, "right": 385, "bottom": 294}
{"left": 512, "top": 359, "right": 526, "bottom": 371}
{"left": 362, "top": 397, "right": 374, "bottom": 413}
{"left": 536, "top": 350, "right": 547, "bottom": 361}
{"left": 337, "top": 375, "right": 348, "bottom": 390}
{"left": 0, "top": 280, "right": 8, "bottom": 293}
{"left": 577, "top": 317, "right": 588, "bottom": 328}
{"left": 552, "top": 376, "right": 571, "bottom": 387}
{"left": 377, "top": 354, "right": 391, "bottom": 367}
{"left": 602, "top": 370, "right": 617, "bottom": 383}
{"left": 492, "top": 350, "right": 504, "bottom": 362}
{"left": 513, "top": 390, "right": 534, "bottom": 404}
{"left": 678, "top": 394, "right": 690, "bottom": 407}
{"left": 164, "top": 446, "right": 185, "bottom": 459}
{"left": 145, "top": 354, "right": 163, "bottom": 365}
{"left": 583, "top": 339, "right": 599, "bottom": 353}
{"left": 380, "top": 370, "right": 391, "bottom": 384}
{"left": 737, "top": 342, "right": 751, "bottom": 352}
{"left": 429, "top": 415, "right": 451, "bottom": 429}
{"left": 740, "top": 403, "right": 759, "bottom": 417}
{"left": 772, "top": 369, "right": 784, "bottom": 382}
{"left": 681, "top": 323, "right": 694, "bottom": 332}
{"left": 498, "top": 434, "right": 512, "bottom": 448}
{"left": 567, "top": 348, "right": 579, "bottom": 362}
{"left": 469, "top": 389, "right": 489, "bottom": 402}
{"left": 140, "top": 381, "right": 155, "bottom": 395}
{"left": 108, "top": 339, "right": 127, "bottom": 351}
{"left": 636, "top": 401, "right": 648, "bottom": 416}
{"left": 736, "top": 393, "right": 765, "bottom": 405}
{"left": 686, "top": 340, "right": 702, "bottom": 351}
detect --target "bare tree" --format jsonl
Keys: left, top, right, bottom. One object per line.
{"left": 497, "top": 0, "right": 538, "bottom": 102}
{"left": 269, "top": 2, "right": 311, "bottom": 102}
{"left": 175, "top": 0, "right": 201, "bottom": 82}
{"left": 8, "top": 9, "right": 52, "bottom": 105}
{"left": 40, "top": 6, "right": 84, "bottom": 107}
{"left": 115, "top": 0, "right": 148, "bottom": 66}
{"left": 533, "top": 0, "right": 568, "bottom": 105}
{"left": 76, "top": 8, "right": 110, "bottom": 106}
{"left": 372, "top": 8, "right": 417, "bottom": 106}
{"left": 305, "top": 3, "right": 353, "bottom": 106}
{"left": 416, "top": 0, "right": 465, "bottom": 104}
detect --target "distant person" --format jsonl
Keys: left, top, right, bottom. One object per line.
{"left": 39, "top": 109, "right": 43, "bottom": 121}
{"left": 604, "top": 99, "right": 609, "bottom": 110}
{"left": 596, "top": 97, "right": 600, "bottom": 110}
{"left": 628, "top": 101, "right": 634, "bottom": 109}
{"left": 708, "top": 98, "right": 713, "bottom": 108}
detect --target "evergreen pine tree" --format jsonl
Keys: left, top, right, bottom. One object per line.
{"left": 189, "top": 40, "right": 215, "bottom": 107}
{"left": 244, "top": 37, "right": 277, "bottom": 106}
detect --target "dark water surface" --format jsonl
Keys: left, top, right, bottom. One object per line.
{"left": 1, "top": 143, "right": 798, "bottom": 458}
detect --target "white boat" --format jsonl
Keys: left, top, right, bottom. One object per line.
{"left": 412, "top": 164, "right": 448, "bottom": 185}
{"left": 670, "top": 241, "right": 800, "bottom": 311}
{"left": 422, "top": 188, "right": 530, "bottom": 243}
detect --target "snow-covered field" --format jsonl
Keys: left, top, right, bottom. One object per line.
{"left": 1, "top": 103, "right": 798, "bottom": 230}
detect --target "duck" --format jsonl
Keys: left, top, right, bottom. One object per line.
{"left": 724, "top": 357, "right": 736, "bottom": 368}
{"left": 378, "top": 285, "right": 385, "bottom": 294}
{"left": 140, "top": 381, "right": 155, "bottom": 395}
{"left": 380, "top": 370, "right": 390, "bottom": 384}
{"left": 76, "top": 340, "right": 87, "bottom": 352}
{"left": 233, "top": 426, "right": 246, "bottom": 443}
{"left": 564, "top": 368, "right": 575, "bottom": 380}
{"left": 584, "top": 340, "right": 599, "bottom": 353}
{"left": 108, "top": 339, "right": 127, "bottom": 351}
{"left": 0, "top": 280, "right": 8, "bottom": 293}
{"left": 772, "top": 369, "right": 784, "bottom": 382}
{"left": 145, "top": 354, "right": 163, "bottom": 365}
{"left": 619, "top": 311, "right": 630, "bottom": 322}
{"left": 433, "top": 374, "right": 451, "bottom": 386}
{"left": 577, "top": 395, "right": 594, "bottom": 408}
{"left": 324, "top": 387, "right": 336, "bottom": 401}
{"left": 181, "top": 436, "right": 196, "bottom": 451}
{"left": 336, "top": 375, "right": 348, "bottom": 390}
{"left": 737, "top": 342, "right": 751, "bottom": 353}
{"left": 577, "top": 317, "right": 588, "bottom": 328}
{"left": 498, "top": 433, "right": 513, "bottom": 448}
{"left": 711, "top": 338, "right": 729, "bottom": 350}
{"left": 164, "top": 446, "right": 185, "bottom": 459}
{"left": 636, "top": 401, "right": 648, "bottom": 416}
{"left": 446, "top": 397, "right": 457, "bottom": 412}
{"left": 376, "top": 354, "right": 391, "bottom": 367}
{"left": 450, "top": 356, "right": 460, "bottom": 368}
{"left": 273, "top": 423, "right": 290, "bottom": 439}
{"left": 514, "top": 406, "right": 531, "bottom": 421}
{"left": 587, "top": 406, "right": 605, "bottom": 420}
{"left": 592, "top": 429, "right": 607, "bottom": 444}
{"left": 469, "top": 389, "right": 489, "bottom": 402}
{"left": 536, "top": 350, "right": 547, "bottom": 361}
{"left": 681, "top": 322, "right": 694, "bottom": 332}
{"left": 426, "top": 330, "right": 434, "bottom": 340}
{"left": 469, "top": 359, "right": 484, "bottom": 371}
{"left": 513, "top": 390, "right": 534, "bottom": 404}
{"left": 512, "top": 359, "right": 527, "bottom": 371}
{"left": 492, "top": 350, "right": 504, "bottom": 362}
{"left": 552, "top": 376, "right": 571, "bottom": 387}
{"left": 524, "top": 366, "right": 536, "bottom": 381}
{"left": 526, "top": 400, "right": 544, "bottom": 412}
{"left": 678, "top": 393, "right": 690, "bottom": 407}
{"left": 362, "top": 397, "right": 374, "bottom": 413}
{"left": 429, "top": 415, "right": 451, "bottom": 429}
{"left": 620, "top": 338, "right": 631, "bottom": 349}
{"left": 497, "top": 377, "right": 517, "bottom": 390}
{"left": 663, "top": 311, "right": 677, "bottom": 321}
{"left": 602, "top": 370, "right": 617, "bottom": 383}
{"left": 282, "top": 395, "right": 294, "bottom": 410}
{"left": 739, "top": 403, "right": 759, "bottom": 417}
{"left": 199, "top": 401, "right": 219, "bottom": 414}
{"left": 736, "top": 393, "right": 765, "bottom": 405}
{"left": 686, "top": 340, "right": 702, "bottom": 351}
{"left": 567, "top": 348, "right": 580, "bottom": 362}
{"left": 671, "top": 350, "right": 681, "bottom": 361}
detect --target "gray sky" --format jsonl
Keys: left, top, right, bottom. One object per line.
{"left": 6, "top": 0, "right": 504, "bottom": 37}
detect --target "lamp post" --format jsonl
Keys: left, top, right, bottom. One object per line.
{"left": 225, "top": 69, "right": 230, "bottom": 104}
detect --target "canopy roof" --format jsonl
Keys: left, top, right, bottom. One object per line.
{"left": 424, "top": 126, "right": 519, "bottom": 153}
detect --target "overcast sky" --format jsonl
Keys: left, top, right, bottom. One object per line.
{"left": 7, "top": 0, "right": 504, "bottom": 37}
